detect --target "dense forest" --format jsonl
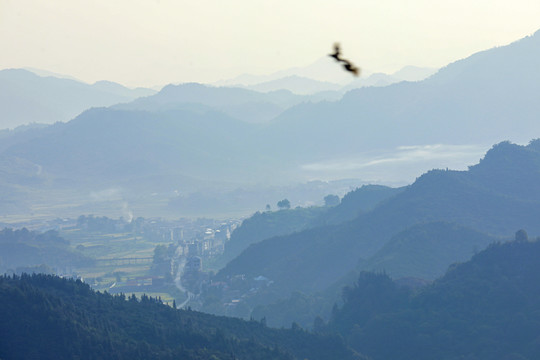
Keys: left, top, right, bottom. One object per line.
{"left": 359, "top": 221, "right": 501, "bottom": 279}
{"left": 327, "top": 237, "right": 540, "bottom": 360}
{"left": 0, "top": 273, "right": 364, "bottom": 360}
{"left": 6, "top": 233, "right": 537, "bottom": 359}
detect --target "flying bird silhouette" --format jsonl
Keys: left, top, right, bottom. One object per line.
{"left": 329, "top": 43, "right": 360, "bottom": 77}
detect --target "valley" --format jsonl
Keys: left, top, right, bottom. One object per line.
{"left": 2, "top": 23, "right": 540, "bottom": 360}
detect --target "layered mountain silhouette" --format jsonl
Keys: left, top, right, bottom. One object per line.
{"left": 217, "top": 141, "right": 540, "bottom": 298}
{"left": 112, "top": 82, "right": 315, "bottom": 123}
{"left": 265, "top": 29, "right": 540, "bottom": 159}
{"left": 245, "top": 75, "right": 343, "bottom": 95}
{"left": 214, "top": 57, "right": 437, "bottom": 90}
{"left": 0, "top": 69, "right": 155, "bottom": 128}
{"left": 1, "top": 30, "right": 540, "bottom": 219}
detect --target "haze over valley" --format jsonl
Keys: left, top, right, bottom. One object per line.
{"left": 3, "top": 30, "right": 540, "bottom": 221}
{"left": 2, "top": 3, "right": 540, "bottom": 358}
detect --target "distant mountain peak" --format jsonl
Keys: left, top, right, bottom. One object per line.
{"left": 246, "top": 75, "right": 343, "bottom": 95}
{"left": 22, "top": 67, "right": 81, "bottom": 81}
{"left": 0, "top": 68, "right": 156, "bottom": 128}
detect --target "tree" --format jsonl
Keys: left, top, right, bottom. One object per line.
{"left": 277, "top": 199, "right": 291, "bottom": 210}
{"left": 324, "top": 194, "right": 340, "bottom": 207}
{"left": 291, "top": 321, "right": 301, "bottom": 331}
{"left": 151, "top": 245, "right": 170, "bottom": 276}
{"left": 313, "top": 316, "right": 325, "bottom": 333}
{"left": 265, "top": 204, "right": 271, "bottom": 212}
{"left": 515, "top": 229, "right": 528, "bottom": 242}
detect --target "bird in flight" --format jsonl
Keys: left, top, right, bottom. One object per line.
{"left": 328, "top": 43, "right": 360, "bottom": 77}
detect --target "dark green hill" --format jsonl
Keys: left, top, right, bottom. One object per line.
{"left": 359, "top": 221, "right": 501, "bottom": 280}
{"left": 0, "top": 273, "right": 363, "bottom": 360}
{"left": 217, "top": 184, "right": 401, "bottom": 270}
{"left": 218, "top": 207, "right": 326, "bottom": 267}
{"left": 328, "top": 238, "right": 540, "bottom": 360}
{"left": 316, "top": 184, "right": 404, "bottom": 226}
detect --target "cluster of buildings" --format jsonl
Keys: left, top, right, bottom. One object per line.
{"left": 172, "top": 223, "right": 234, "bottom": 259}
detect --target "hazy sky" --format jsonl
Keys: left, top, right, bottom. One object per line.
{"left": 1, "top": 0, "right": 539, "bottom": 88}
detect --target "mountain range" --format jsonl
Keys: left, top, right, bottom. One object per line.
{"left": 112, "top": 82, "right": 329, "bottom": 123}
{"left": 0, "top": 68, "right": 156, "bottom": 129}
{"left": 213, "top": 141, "right": 540, "bottom": 324}
{"left": 265, "top": 29, "right": 540, "bottom": 163}
{"left": 1, "top": 30, "right": 540, "bottom": 219}
{"left": 214, "top": 56, "right": 437, "bottom": 91}
{"left": 3, "top": 30, "right": 540, "bottom": 359}
{"left": 1, "top": 60, "right": 436, "bottom": 130}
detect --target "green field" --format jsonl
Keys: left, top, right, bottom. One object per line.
{"left": 60, "top": 229, "right": 184, "bottom": 303}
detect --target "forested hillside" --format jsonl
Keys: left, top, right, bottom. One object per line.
{"left": 0, "top": 274, "right": 364, "bottom": 360}
{"left": 219, "top": 206, "right": 326, "bottom": 267}
{"left": 218, "top": 141, "right": 540, "bottom": 295}
{"left": 219, "top": 184, "right": 402, "bottom": 268}
{"left": 359, "top": 221, "right": 500, "bottom": 279}
{"left": 328, "top": 237, "right": 540, "bottom": 360}
{"left": 314, "top": 184, "right": 404, "bottom": 226}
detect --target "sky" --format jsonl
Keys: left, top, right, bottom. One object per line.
{"left": 1, "top": 0, "right": 540, "bottom": 88}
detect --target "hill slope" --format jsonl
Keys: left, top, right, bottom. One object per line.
{"left": 0, "top": 69, "right": 155, "bottom": 128}
{"left": 329, "top": 238, "right": 540, "bottom": 360}
{"left": 219, "top": 207, "right": 327, "bottom": 267}
{"left": 217, "top": 141, "right": 540, "bottom": 297}
{"left": 218, "top": 184, "right": 403, "bottom": 268}
{"left": 0, "top": 107, "right": 263, "bottom": 189}
{"left": 0, "top": 273, "right": 363, "bottom": 360}
{"left": 359, "top": 221, "right": 500, "bottom": 280}
{"left": 0, "top": 228, "right": 93, "bottom": 274}
{"left": 113, "top": 82, "right": 321, "bottom": 123}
